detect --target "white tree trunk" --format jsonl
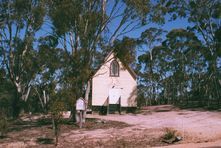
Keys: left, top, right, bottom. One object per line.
{"left": 43, "top": 90, "right": 47, "bottom": 105}
{"left": 85, "top": 80, "right": 91, "bottom": 103}
{"left": 82, "top": 79, "right": 91, "bottom": 123}
{"left": 34, "top": 87, "right": 45, "bottom": 110}
{"left": 23, "top": 86, "right": 31, "bottom": 102}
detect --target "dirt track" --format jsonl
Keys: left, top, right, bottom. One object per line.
{"left": 88, "top": 105, "right": 221, "bottom": 147}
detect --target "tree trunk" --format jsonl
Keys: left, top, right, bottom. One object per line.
{"left": 52, "top": 117, "right": 59, "bottom": 146}
{"left": 85, "top": 79, "right": 91, "bottom": 104}
{"left": 82, "top": 79, "right": 91, "bottom": 123}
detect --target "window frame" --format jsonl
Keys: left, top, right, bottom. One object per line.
{"left": 110, "top": 60, "right": 119, "bottom": 77}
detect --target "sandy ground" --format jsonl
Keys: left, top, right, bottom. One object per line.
{"left": 87, "top": 105, "right": 221, "bottom": 147}
{"left": 1, "top": 105, "right": 221, "bottom": 147}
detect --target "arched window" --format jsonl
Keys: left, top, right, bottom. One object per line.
{"left": 110, "top": 60, "right": 119, "bottom": 77}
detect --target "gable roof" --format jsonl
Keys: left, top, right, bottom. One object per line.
{"left": 92, "top": 51, "right": 137, "bottom": 80}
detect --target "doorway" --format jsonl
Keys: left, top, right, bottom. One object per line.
{"left": 108, "top": 88, "right": 121, "bottom": 114}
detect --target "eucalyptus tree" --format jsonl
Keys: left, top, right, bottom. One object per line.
{"left": 137, "top": 28, "right": 166, "bottom": 104}
{"left": 162, "top": 29, "right": 204, "bottom": 104}
{"left": 138, "top": 29, "right": 204, "bottom": 105}
{"left": 0, "top": 0, "right": 46, "bottom": 117}
{"left": 159, "top": 0, "right": 221, "bottom": 102}
{"left": 138, "top": 45, "right": 169, "bottom": 105}
{"left": 32, "top": 38, "right": 66, "bottom": 112}
{"left": 112, "top": 37, "right": 137, "bottom": 67}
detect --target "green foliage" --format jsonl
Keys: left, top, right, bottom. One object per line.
{"left": 113, "top": 37, "right": 137, "bottom": 66}
{"left": 138, "top": 28, "right": 209, "bottom": 105}
{"left": 160, "top": 0, "right": 221, "bottom": 69}
{"left": 0, "top": 0, "right": 47, "bottom": 117}
{"left": 0, "top": 69, "right": 15, "bottom": 117}
{"left": 136, "top": 90, "right": 146, "bottom": 108}
{"left": 162, "top": 128, "right": 177, "bottom": 140}
{"left": 0, "top": 112, "right": 8, "bottom": 138}
{"left": 50, "top": 100, "right": 66, "bottom": 120}
{"left": 50, "top": 99, "right": 66, "bottom": 146}
{"left": 140, "top": 0, "right": 221, "bottom": 106}
{"left": 215, "top": 27, "right": 221, "bottom": 56}
{"left": 140, "top": 27, "right": 166, "bottom": 47}
{"left": 49, "top": 0, "right": 103, "bottom": 47}
{"left": 124, "top": 0, "right": 151, "bottom": 24}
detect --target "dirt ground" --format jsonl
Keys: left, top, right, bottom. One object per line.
{"left": 1, "top": 105, "right": 221, "bottom": 147}
{"left": 89, "top": 105, "right": 221, "bottom": 147}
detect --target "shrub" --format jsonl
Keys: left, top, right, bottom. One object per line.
{"left": 162, "top": 128, "right": 176, "bottom": 140}
{"left": 50, "top": 100, "right": 66, "bottom": 146}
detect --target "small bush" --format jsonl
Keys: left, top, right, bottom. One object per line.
{"left": 162, "top": 128, "right": 182, "bottom": 144}
{"left": 162, "top": 128, "right": 176, "bottom": 140}
{"left": 50, "top": 100, "right": 66, "bottom": 146}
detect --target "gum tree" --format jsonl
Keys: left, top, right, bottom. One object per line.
{"left": 0, "top": 0, "right": 46, "bottom": 117}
